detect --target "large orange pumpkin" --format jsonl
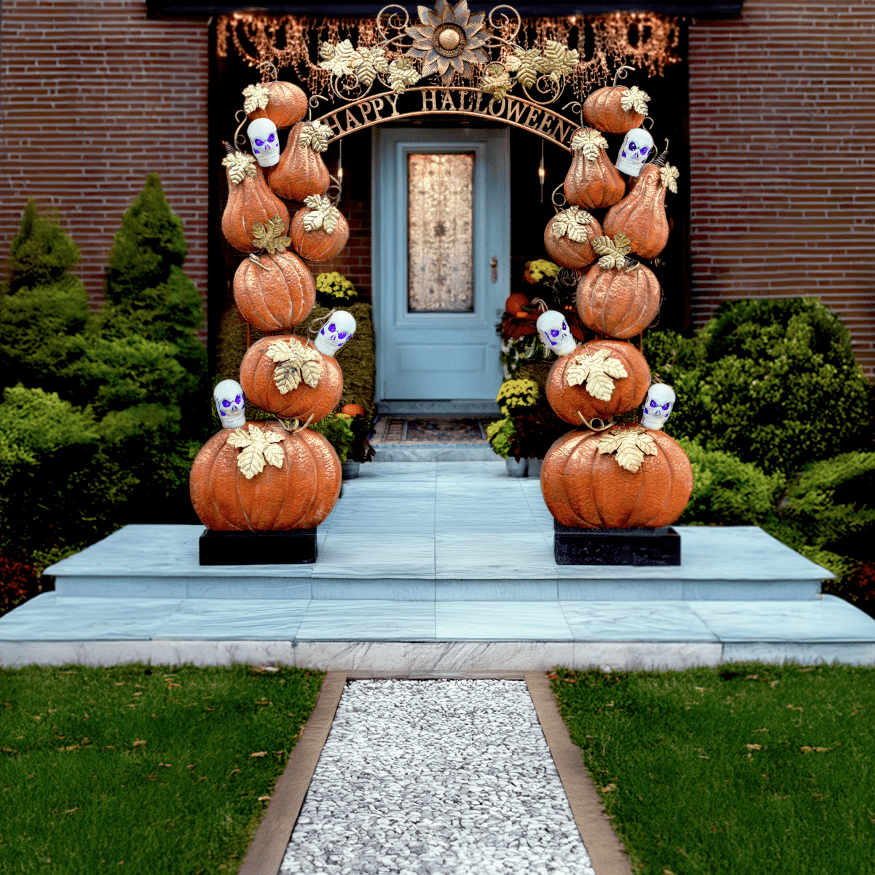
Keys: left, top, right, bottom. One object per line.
{"left": 290, "top": 197, "right": 350, "bottom": 262}
{"left": 602, "top": 159, "right": 677, "bottom": 260}
{"left": 267, "top": 122, "right": 331, "bottom": 203}
{"left": 189, "top": 421, "right": 340, "bottom": 531}
{"left": 246, "top": 80, "right": 308, "bottom": 128}
{"left": 576, "top": 259, "right": 661, "bottom": 339}
{"left": 543, "top": 208, "right": 602, "bottom": 270}
{"left": 563, "top": 128, "right": 625, "bottom": 210}
{"left": 239, "top": 334, "right": 343, "bottom": 423}
{"left": 582, "top": 84, "right": 650, "bottom": 135}
{"left": 540, "top": 425, "right": 692, "bottom": 528}
{"left": 233, "top": 251, "right": 316, "bottom": 332}
{"left": 545, "top": 339, "right": 650, "bottom": 425}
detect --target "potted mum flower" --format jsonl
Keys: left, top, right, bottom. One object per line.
{"left": 315, "top": 271, "right": 358, "bottom": 308}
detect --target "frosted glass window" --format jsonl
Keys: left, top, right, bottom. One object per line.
{"left": 407, "top": 153, "right": 474, "bottom": 312}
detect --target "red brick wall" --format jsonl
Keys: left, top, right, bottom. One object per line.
{"left": 0, "top": 0, "right": 209, "bottom": 338}
{"left": 688, "top": 0, "right": 875, "bottom": 376}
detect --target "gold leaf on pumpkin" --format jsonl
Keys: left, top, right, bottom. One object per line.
{"left": 591, "top": 233, "right": 632, "bottom": 270}
{"left": 274, "top": 360, "right": 302, "bottom": 393}
{"left": 552, "top": 206, "right": 594, "bottom": 244}
{"left": 565, "top": 348, "right": 628, "bottom": 401}
{"left": 227, "top": 425, "right": 285, "bottom": 479}
{"left": 242, "top": 83, "right": 271, "bottom": 114}
{"left": 660, "top": 163, "right": 680, "bottom": 194}
{"left": 262, "top": 441, "right": 285, "bottom": 469}
{"left": 598, "top": 425, "right": 657, "bottom": 473}
{"left": 300, "top": 357, "right": 321, "bottom": 388}
{"left": 222, "top": 151, "right": 257, "bottom": 185}
{"left": 302, "top": 195, "right": 341, "bottom": 234}
{"left": 251, "top": 215, "right": 291, "bottom": 254}
{"left": 266, "top": 338, "right": 322, "bottom": 393}
{"left": 620, "top": 85, "right": 650, "bottom": 115}
{"left": 299, "top": 121, "right": 333, "bottom": 153}
{"left": 570, "top": 128, "right": 608, "bottom": 160}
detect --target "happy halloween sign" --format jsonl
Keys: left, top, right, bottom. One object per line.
{"left": 314, "top": 87, "right": 576, "bottom": 151}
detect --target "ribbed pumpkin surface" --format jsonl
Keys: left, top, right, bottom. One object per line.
{"left": 239, "top": 334, "right": 343, "bottom": 422}
{"left": 246, "top": 81, "right": 308, "bottom": 128}
{"left": 602, "top": 164, "right": 670, "bottom": 259}
{"left": 233, "top": 251, "right": 316, "bottom": 332}
{"left": 543, "top": 212, "right": 602, "bottom": 269}
{"left": 540, "top": 426, "right": 693, "bottom": 528}
{"left": 290, "top": 207, "right": 350, "bottom": 262}
{"left": 576, "top": 261, "right": 660, "bottom": 339}
{"left": 564, "top": 138, "right": 625, "bottom": 210}
{"left": 545, "top": 339, "right": 650, "bottom": 425}
{"left": 189, "top": 421, "right": 341, "bottom": 531}
{"left": 267, "top": 122, "right": 330, "bottom": 202}
{"left": 221, "top": 162, "right": 290, "bottom": 253}
{"left": 582, "top": 86, "right": 646, "bottom": 134}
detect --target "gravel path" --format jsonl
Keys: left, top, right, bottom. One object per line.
{"left": 280, "top": 678, "right": 595, "bottom": 875}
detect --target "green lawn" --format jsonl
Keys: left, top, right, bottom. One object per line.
{"left": 0, "top": 663, "right": 324, "bottom": 875}
{"left": 550, "top": 661, "right": 875, "bottom": 875}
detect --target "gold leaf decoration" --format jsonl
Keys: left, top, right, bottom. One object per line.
{"left": 355, "top": 45, "right": 389, "bottom": 86}
{"left": 481, "top": 63, "right": 513, "bottom": 101}
{"left": 302, "top": 194, "right": 340, "bottom": 234}
{"left": 660, "top": 163, "right": 680, "bottom": 194}
{"left": 598, "top": 425, "right": 657, "bottom": 473}
{"left": 251, "top": 215, "right": 291, "bottom": 254}
{"left": 226, "top": 425, "right": 285, "bottom": 479}
{"left": 620, "top": 85, "right": 650, "bottom": 115}
{"left": 565, "top": 348, "right": 628, "bottom": 401}
{"left": 591, "top": 233, "right": 632, "bottom": 270}
{"left": 570, "top": 128, "right": 608, "bottom": 160}
{"left": 318, "top": 40, "right": 362, "bottom": 77}
{"left": 266, "top": 337, "right": 323, "bottom": 394}
{"left": 388, "top": 58, "right": 420, "bottom": 94}
{"left": 552, "top": 206, "right": 595, "bottom": 244}
{"left": 536, "top": 40, "right": 579, "bottom": 82}
{"left": 221, "top": 151, "right": 257, "bottom": 185}
{"left": 242, "top": 83, "right": 271, "bottom": 113}
{"left": 299, "top": 121, "right": 333, "bottom": 153}
{"left": 505, "top": 46, "right": 541, "bottom": 88}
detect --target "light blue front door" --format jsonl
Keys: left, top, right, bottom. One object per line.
{"left": 373, "top": 127, "right": 509, "bottom": 403}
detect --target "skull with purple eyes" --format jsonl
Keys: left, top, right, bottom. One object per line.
{"left": 640, "top": 383, "right": 676, "bottom": 430}
{"left": 247, "top": 118, "right": 280, "bottom": 167}
{"left": 615, "top": 127, "right": 655, "bottom": 177}
{"left": 314, "top": 310, "right": 357, "bottom": 357}
{"left": 536, "top": 310, "right": 577, "bottom": 358}
{"left": 213, "top": 379, "right": 246, "bottom": 429}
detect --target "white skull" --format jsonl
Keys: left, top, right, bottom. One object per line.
{"left": 315, "top": 310, "right": 356, "bottom": 357}
{"left": 247, "top": 118, "right": 280, "bottom": 167}
{"left": 615, "top": 128, "right": 655, "bottom": 177}
{"left": 641, "top": 383, "right": 676, "bottom": 430}
{"left": 536, "top": 310, "right": 577, "bottom": 357}
{"left": 213, "top": 379, "right": 246, "bottom": 429}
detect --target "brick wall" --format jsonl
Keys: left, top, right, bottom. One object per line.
{"left": 0, "top": 0, "right": 210, "bottom": 338}
{"left": 688, "top": 0, "right": 875, "bottom": 376}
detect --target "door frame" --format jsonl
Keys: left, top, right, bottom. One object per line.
{"left": 371, "top": 125, "right": 510, "bottom": 407}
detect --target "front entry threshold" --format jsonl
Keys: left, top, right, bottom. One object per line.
{"left": 377, "top": 399, "right": 500, "bottom": 415}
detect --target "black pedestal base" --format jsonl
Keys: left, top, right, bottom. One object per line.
{"left": 554, "top": 520, "right": 680, "bottom": 566}
{"left": 199, "top": 528, "right": 317, "bottom": 566}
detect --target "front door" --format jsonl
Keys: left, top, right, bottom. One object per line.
{"left": 372, "top": 127, "right": 509, "bottom": 405}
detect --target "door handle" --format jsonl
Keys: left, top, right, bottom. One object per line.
{"left": 490, "top": 256, "right": 498, "bottom": 283}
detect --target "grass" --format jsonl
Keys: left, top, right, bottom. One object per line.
{"left": 550, "top": 661, "right": 875, "bottom": 875}
{"left": 0, "top": 662, "right": 324, "bottom": 875}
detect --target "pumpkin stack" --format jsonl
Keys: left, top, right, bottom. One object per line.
{"left": 537, "top": 74, "right": 693, "bottom": 546}
{"left": 191, "top": 75, "right": 356, "bottom": 556}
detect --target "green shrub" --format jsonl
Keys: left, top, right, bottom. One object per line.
{"left": 486, "top": 416, "right": 515, "bottom": 459}
{"left": 308, "top": 412, "right": 354, "bottom": 464}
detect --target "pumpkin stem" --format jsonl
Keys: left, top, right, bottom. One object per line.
{"left": 576, "top": 411, "right": 615, "bottom": 432}
{"left": 222, "top": 140, "right": 236, "bottom": 155}
{"left": 248, "top": 253, "right": 270, "bottom": 270}
{"left": 612, "top": 65, "right": 636, "bottom": 87}
{"left": 653, "top": 140, "right": 670, "bottom": 167}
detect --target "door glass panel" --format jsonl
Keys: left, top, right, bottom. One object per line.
{"left": 407, "top": 153, "right": 474, "bottom": 313}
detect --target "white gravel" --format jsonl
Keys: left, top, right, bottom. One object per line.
{"left": 280, "top": 679, "right": 595, "bottom": 875}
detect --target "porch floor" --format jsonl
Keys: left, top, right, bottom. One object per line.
{"left": 2, "top": 461, "right": 874, "bottom": 670}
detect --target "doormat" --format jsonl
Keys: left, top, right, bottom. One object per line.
{"left": 372, "top": 417, "right": 500, "bottom": 444}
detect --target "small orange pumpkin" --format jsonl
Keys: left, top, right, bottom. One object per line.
{"left": 341, "top": 403, "right": 365, "bottom": 417}
{"left": 563, "top": 128, "right": 625, "bottom": 210}
{"left": 540, "top": 424, "right": 693, "bottom": 528}
{"left": 505, "top": 292, "right": 529, "bottom": 314}
{"left": 221, "top": 147, "right": 290, "bottom": 253}
{"left": 545, "top": 338, "right": 650, "bottom": 426}
{"left": 602, "top": 157, "right": 678, "bottom": 260}
{"left": 576, "top": 257, "right": 660, "bottom": 340}
{"left": 189, "top": 420, "right": 340, "bottom": 531}
{"left": 233, "top": 251, "right": 316, "bottom": 333}
{"left": 267, "top": 121, "right": 331, "bottom": 203}
{"left": 239, "top": 334, "right": 343, "bottom": 423}
{"left": 543, "top": 208, "right": 602, "bottom": 270}
{"left": 246, "top": 80, "right": 308, "bottom": 129}
{"left": 290, "top": 196, "right": 350, "bottom": 262}
{"left": 582, "top": 83, "right": 650, "bottom": 135}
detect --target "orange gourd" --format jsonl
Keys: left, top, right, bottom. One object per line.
{"left": 540, "top": 425, "right": 693, "bottom": 528}
{"left": 575, "top": 258, "right": 660, "bottom": 340}
{"left": 583, "top": 83, "right": 650, "bottom": 135}
{"left": 189, "top": 421, "right": 341, "bottom": 531}
{"left": 543, "top": 208, "right": 602, "bottom": 270}
{"left": 221, "top": 147, "right": 290, "bottom": 253}
{"left": 233, "top": 251, "right": 316, "bottom": 332}
{"left": 545, "top": 338, "right": 650, "bottom": 426}
{"left": 239, "top": 334, "right": 343, "bottom": 423}
{"left": 563, "top": 128, "right": 625, "bottom": 210}
{"left": 290, "top": 197, "right": 350, "bottom": 262}
{"left": 505, "top": 292, "right": 529, "bottom": 314}
{"left": 246, "top": 80, "right": 308, "bottom": 129}
{"left": 267, "top": 122, "right": 330, "bottom": 203}
{"left": 341, "top": 403, "right": 365, "bottom": 417}
{"left": 602, "top": 155, "right": 678, "bottom": 260}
